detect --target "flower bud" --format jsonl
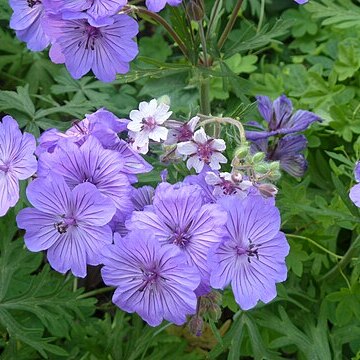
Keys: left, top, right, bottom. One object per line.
{"left": 233, "top": 143, "right": 250, "bottom": 159}
{"left": 157, "top": 95, "right": 171, "bottom": 106}
{"left": 188, "top": 316, "right": 204, "bottom": 337}
{"left": 269, "top": 161, "right": 280, "bottom": 172}
{"left": 186, "top": 0, "right": 205, "bottom": 21}
{"left": 258, "top": 183, "right": 278, "bottom": 198}
{"left": 252, "top": 152, "right": 266, "bottom": 164}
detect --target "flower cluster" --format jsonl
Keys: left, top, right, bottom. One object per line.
{"left": 0, "top": 94, "right": 318, "bottom": 328}
{"left": 246, "top": 95, "right": 321, "bottom": 177}
{"left": 8, "top": 0, "right": 184, "bottom": 82}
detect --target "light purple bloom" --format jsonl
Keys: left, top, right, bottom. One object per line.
{"left": 246, "top": 95, "right": 320, "bottom": 141}
{"left": 38, "top": 136, "right": 133, "bottom": 213}
{"left": 295, "top": 0, "right": 308, "bottom": 4}
{"left": 101, "top": 231, "right": 200, "bottom": 326}
{"left": 252, "top": 135, "right": 308, "bottom": 177}
{"left": 17, "top": 176, "right": 116, "bottom": 277}
{"left": 127, "top": 183, "right": 227, "bottom": 294}
{"left": 146, "top": 0, "right": 182, "bottom": 12}
{"left": 209, "top": 196, "right": 289, "bottom": 310}
{"left": 45, "top": 13, "right": 138, "bottom": 82}
{"left": 0, "top": 116, "right": 37, "bottom": 216}
{"left": 349, "top": 162, "right": 360, "bottom": 207}
{"left": 177, "top": 128, "right": 227, "bottom": 173}
{"left": 9, "top": 0, "right": 50, "bottom": 51}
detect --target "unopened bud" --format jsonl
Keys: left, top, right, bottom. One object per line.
{"left": 231, "top": 171, "right": 243, "bottom": 183}
{"left": 258, "top": 183, "right": 278, "bottom": 198}
{"left": 254, "top": 163, "right": 269, "bottom": 174}
{"left": 234, "top": 143, "right": 250, "bottom": 159}
{"left": 157, "top": 95, "right": 171, "bottom": 106}
{"left": 186, "top": 0, "right": 205, "bottom": 21}
{"left": 188, "top": 316, "right": 204, "bottom": 337}
{"left": 252, "top": 152, "right": 265, "bottom": 163}
{"left": 269, "top": 161, "right": 280, "bottom": 172}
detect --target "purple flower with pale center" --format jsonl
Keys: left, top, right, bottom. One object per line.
{"left": 252, "top": 135, "right": 308, "bottom": 177}
{"left": 295, "top": 0, "right": 308, "bottom": 4}
{"left": 9, "top": 0, "right": 50, "bottom": 51}
{"left": 349, "top": 162, "right": 360, "bottom": 207}
{"left": 17, "top": 176, "right": 116, "bottom": 277}
{"left": 177, "top": 128, "right": 227, "bottom": 173}
{"left": 127, "top": 182, "right": 227, "bottom": 295}
{"left": 165, "top": 116, "right": 200, "bottom": 145}
{"left": 127, "top": 99, "right": 171, "bottom": 154}
{"left": 38, "top": 136, "right": 133, "bottom": 213}
{"left": 209, "top": 196, "right": 289, "bottom": 310}
{"left": 246, "top": 95, "right": 320, "bottom": 141}
{"left": 44, "top": 13, "right": 138, "bottom": 82}
{"left": 0, "top": 116, "right": 37, "bottom": 216}
{"left": 146, "top": 0, "right": 182, "bottom": 12}
{"left": 101, "top": 231, "right": 200, "bottom": 326}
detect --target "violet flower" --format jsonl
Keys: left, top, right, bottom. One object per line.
{"left": 209, "top": 196, "right": 289, "bottom": 310}
{"left": 146, "top": 0, "right": 182, "bottom": 13}
{"left": 44, "top": 13, "right": 138, "bottom": 82}
{"left": 246, "top": 95, "right": 320, "bottom": 141}
{"left": 127, "top": 182, "right": 227, "bottom": 295}
{"left": 349, "top": 162, "right": 360, "bottom": 207}
{"left": 0, "top": 116, "right": 37, "bottom": 216}
{"left": 17, "top": 176, "right": 116, "bottom": 277}
{"left": 101, "top": 231, "right": 200, "bottom": 326}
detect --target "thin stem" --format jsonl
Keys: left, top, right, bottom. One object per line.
{"left": 77, "top": 286, "right": 115, "bottom": 299}
{"left": 257, "top": 0, "right": 266, "bottom": 33}
{"left": 319, "top": 234, "right": 360, "bottom": 282}
{"left": 133, "top": 6, "right": 189, "bottom": 60}
{"left": 199, "top": 21, "right": 209, "bottom": 67}
{"left": 207, "top": 0, "right": 222, "bottom": 40}
{"left": 198, "top": 116, "right": 246, "bottom": 144}
{"left": 217, "top": 0, "right": 243, "bottom": 50}
{"left": 286, "top": 234, "right": 344, "bottom": 260}
{"left": 200, "top": 79, "right": 211, "bottom": 115}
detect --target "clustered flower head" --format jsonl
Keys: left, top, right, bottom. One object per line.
{"left": 2, "top": 94, "right": 319, "bottom": 329}
{"left": 8, "top": 0, "right": 183, "bottom": 82}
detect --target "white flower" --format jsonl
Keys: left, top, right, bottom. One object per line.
{"left": 177, "top": 128, "right": 227, "bottom": 173}
{"left": 165, "top": 116, "right": 200, "bottom": 145}
{"left": 127, "top": 99, "right": 171, "bottom": 153}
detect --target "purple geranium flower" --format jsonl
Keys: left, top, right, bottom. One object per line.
{"left": 9, "top": 0, "right": 50, "bottom": 51}
{"left": 295, "top": 0, "right": 308, "bottom": 4}
{"left": 101, "top": 231, "right": 200, "bottom": 326}
{"left": 38, "top": 136, "right": 133, "bottom": 213}
{"left": 17, "top": 176, "right": 116, "bottom": 277}
{"left": 209, "top": 196, "right": 289, "bottom": 310}
{"left": 349, "top": 162, "right": 360, "bottom": 207}
{"left": 127, "top": 182, "right": 227, "bottom": 294}
{"left": 146, "top": 0, "right": 182, "bottom": 12}
{"left": 246, "top": 95, "right": 320, "bottom": 141}
{"left": 252, "top": 134, "right": 308, "bottom": 177}
{"left": 0, "top": 116, "right": 37, "bottom": 216}
{"left": 44, "top": 13, "right": 138, "bottom": 82}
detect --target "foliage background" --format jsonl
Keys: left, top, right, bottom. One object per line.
{"left": 0, "top": 0, "right": 360, "bottom": 359}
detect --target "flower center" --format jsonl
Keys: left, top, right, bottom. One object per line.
{"left": 197, "top": 141, "right": 213, "bottom": 163}
{"left": 178, "top": 125, "right": 193, "bottom": 142}
{"left": 169, "top": 222, "right": 192, "bottom": 248}
{"left": 138, "top": 267, "right": 163, "bottom": 292}
{"left": 236, "top": 241, "right": 260, "bottom": 263}
{"left": 79, "top": 23, "right": 102, "bottom": 51}
{"left": 54, "top": 216, "right": 77, "bottom": 234}
{"left": 220, "top": 180, "right": 237, "bottom": 195}
{"left": 142, "top": 116, "right": 157, "bottom": 131}
{"left": 27, "top": 0, "right": 41, "bottom": 8}
{"left": 0, "top": 163, "right": 9, "bottom": 173}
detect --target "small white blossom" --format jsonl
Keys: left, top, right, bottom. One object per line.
{"left": 127, "top": 99, "right": 171, "bottom": 153}
{"left": 177, "top": 128, "right": 227, "bottom": 173}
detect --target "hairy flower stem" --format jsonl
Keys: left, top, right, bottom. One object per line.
{"left": 217, "top": 0, "right": 243, "bottom": 50}
{"left": 198, "top": 116, "right": 247, "bottom": 144}
{"left": 200, "top": 79, "right": 211, "bottom": 115}
{"left": 77, "top": 286, "right": 115, "bottom": 299}
{"left": 133, "top": 7, "right": 189, "bottom": 60}
{"left": 319, "top": 234, "right": 360, "bottom": 283}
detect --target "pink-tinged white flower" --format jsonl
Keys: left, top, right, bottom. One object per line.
{"left": 205, "top": 171, "right": 253, "bottom": 198}
{"left": 165, "top": 116, "right": 200, "bottom": 145}
{"left": 177, "top": 128, "right": 227, "bottom": 173}
{"left": 127, "top": 99, "right": 171, "bottom": 154}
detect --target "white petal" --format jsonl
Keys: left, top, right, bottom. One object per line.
{"left": 155, "top": 111, "right": 172, "bottom": 125}
{"left": 127, "top": 121, "right": 143, "bottom": 132}
{"left": 129, "top": 109, "right": 144, "bottom": 122}
{"left": 212, "top": 139, "right": 226, "bottom": 151}
{"left": 188, "top": 116, "right": 200, "bottom": 132}
{"left": 205, "top": 172, "right": 221, "bottom": 185}
{"left": 187, "top": 155, "right": 204, "bottom": 173}
{"left": 209, "top": 152, "right": 227, "bottom": 170}
{"left": 177, "top": 141, "right": 198, "bottom": 155}
{"left": 138, "top": 101, "right": 151, "bottom": 114}
{"left": 149, "top": 126, "right": 168, "bottom": 142}
{"left": 133, "top": 130, "right": 150, "bottom": 147}
{"left": 193, "top": 128, "right": 208, "bottom": 144}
